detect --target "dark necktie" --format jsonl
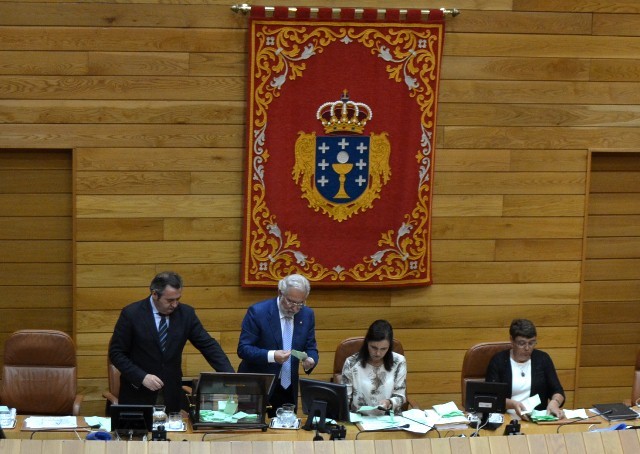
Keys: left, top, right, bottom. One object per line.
{"left": 158, "top": 314, "right": 168, "bottom": 352}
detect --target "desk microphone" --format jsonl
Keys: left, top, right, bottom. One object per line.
{"left": 556, "top": 409, "right": 613, "bottom": 433}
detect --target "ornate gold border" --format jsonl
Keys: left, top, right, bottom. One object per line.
{"left": 244, "top": 20, "right": 443, "bottom": 286}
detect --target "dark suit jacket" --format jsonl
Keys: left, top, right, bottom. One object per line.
{"left": 486, "top": 349, "right": 565, "bottom": 410}
{"left": 109, "top": 297, "right": 234, "bottom": 412}
{"left": 237, "top": 297, "right": 319, "bottom": 392}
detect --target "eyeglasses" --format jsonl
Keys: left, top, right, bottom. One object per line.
{"left": 514, "top": 340, "right": 537, "bottom": 349}
{"left": 283, "top": 295, "right": 306, "bottom": 308}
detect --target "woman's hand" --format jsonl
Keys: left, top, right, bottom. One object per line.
{"left": 379, "top": 399, "right": 392, "bottom": 410}
{"left": 547, "top": 399, "right": 564, "bottom": 419}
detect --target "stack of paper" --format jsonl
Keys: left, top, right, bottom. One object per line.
{"left": 24, "top": 416, "right": 78, "bottom": 429}
{"left": 427, "top": 402, "right": 469, "bottom": 430}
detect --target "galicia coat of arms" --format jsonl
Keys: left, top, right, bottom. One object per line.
{"left": 293, "top": 90, "right": 391, "bottom": 222}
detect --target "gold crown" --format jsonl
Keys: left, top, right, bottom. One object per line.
{"left": 316, "top": 90, "right": 372, "bottom": 135}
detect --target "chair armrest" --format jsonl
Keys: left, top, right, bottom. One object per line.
{"left": 102, "top": 391, "right": 119, "bottom": 405}
{"left": 72, "top": 394, "right": 84, "bottom": 416}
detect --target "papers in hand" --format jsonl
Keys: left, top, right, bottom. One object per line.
{"left": 520, "top": 394, "right": 542, "bottom": 416}
{"left": 290, "top": 349, "right": 308, "bottom": 361}
{"left": 24, "top": 416, "right": 78, "bottom": 429}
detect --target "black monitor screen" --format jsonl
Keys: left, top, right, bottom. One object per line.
{"left": 110, "top": 404, "right": 153, "bottom": 436}
{"left": 464, "top": 381, "right": 509, "bottom": 414}
{"left": 299, "top": 378, "right": 350, "bottom": 433}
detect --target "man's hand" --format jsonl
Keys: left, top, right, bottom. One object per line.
{"left": 302, "top": 356, "right": 315, "bottom": 371}
{"left": 142, "top": 374, "right": 164, "bottom": 391}
{"left": 274, "top": 350, "right": 291, "bottom": 364}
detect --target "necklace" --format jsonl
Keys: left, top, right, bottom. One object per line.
{"left": 517, "top": 364, "right": 526, "bottom": 377}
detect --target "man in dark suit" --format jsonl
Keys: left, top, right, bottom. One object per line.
{"left": 109, "top": 271, "right": 234, "bottom": 412}
{"left": 237, "top": 274, "right": 319, "bottom": 416}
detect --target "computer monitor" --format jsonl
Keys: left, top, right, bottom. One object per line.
{"left": 190, "top": 372, "right": 274, "bottom": 431}
{"left": 299, "top": 377, "right": 350, "bottom": 433}
{"left": 110, "top": 404, "right": 154, "bottom": 438}
{"left": 464, "top": 381, "right": 509, "bottom": 416}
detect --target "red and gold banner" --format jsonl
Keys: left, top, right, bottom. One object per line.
{"left": 242, "top": 7, "right": 445, "bottom": 287}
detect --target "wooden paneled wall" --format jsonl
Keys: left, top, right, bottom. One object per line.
{"left": 578, "top": 152, "right": 640, "bottom": 407}
{"left": 0, "top": 0, "right": 639, "bottom": 415}
{"left": 0, "top": 150, "right": 72, "bottom": 358}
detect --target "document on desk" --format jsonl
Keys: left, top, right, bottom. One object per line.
{"left": 24, "top": 416, "right": 78, "bottom": 429}
{"left": 356, "top": 414, "right": 430, "bottom": 434}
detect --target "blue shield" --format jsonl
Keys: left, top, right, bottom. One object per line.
{"left": 314, "top": 135, "right": 370, "bottom": 204}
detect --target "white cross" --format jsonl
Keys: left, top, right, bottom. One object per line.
{"left": 355, "top": 175, "right": 367, "bottom": 186}
{"left": 317, "top": 175, "right": 329, "bottom": 187}
{"left": 356, "top": 142, "right": 368, "bottom": 153}
{"left": 338, "top": 138, "right": 349, "bottom": 150}
{"left": 356, "top": 159, "right": 367, "bottom": 170}
{"left": 318, "top": 159, "right": 330, "bottom": 171}
{"left": 317, "top": 142, "right": 330, "bottom": 154}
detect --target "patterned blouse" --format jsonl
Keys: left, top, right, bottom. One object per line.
{"left": 341, "top": 351, "right": 407, "bottom": 414}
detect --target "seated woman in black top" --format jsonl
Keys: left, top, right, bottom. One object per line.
{"left": 486, "top": 318, "right": 565, "bottom": 419}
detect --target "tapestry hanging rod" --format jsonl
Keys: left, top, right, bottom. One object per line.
{"left": 231, "top": 3, "right": 460, "bottom": 17}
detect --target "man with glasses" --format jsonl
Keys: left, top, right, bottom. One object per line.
{"left": 486, "top": 318, "right": 565, "bottom": 419}
{"left": 237, "top": 274, "right": 319, "bottom": 415}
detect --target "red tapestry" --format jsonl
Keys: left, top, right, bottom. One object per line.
{"left": 242, "top": 7, "right": 445, "bottom": 287}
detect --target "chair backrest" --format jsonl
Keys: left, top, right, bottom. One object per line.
{"left": 1, "top": 329, "right": 81, "bottom": 415}
{"left": 460, "top": 341, "right": 511, "bottom": 406}
{"left": 107, "top": 355, "right": 121, "bottom": 400}
{"left": 632, "top": 348, "right": 640, "bottom": 405}
{"left": 332, "top": 336, "right": 405, "bottom": 384}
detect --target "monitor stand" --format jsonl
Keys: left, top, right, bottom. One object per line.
{"left": 303, "top": 400, "right": 329, "bottom": 433}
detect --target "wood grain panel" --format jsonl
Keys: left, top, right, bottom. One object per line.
{"left": 438, "top": 103, "right": 640, "bottom": 127}
{"left": 432, "top": 217, "right": 584, "bottom": 239}
{"left": 0, "top": 76, "right": 245, "bottom": 101}
{"left": 0, "top": 240, "right": 70, "bottom": 262}
{"left": 581, "top": 324, "right": 640, "bottom": 345}
{"left": 587, "top": 216, "right": 640, "bottom": 236}
{"left": 446, "top": 33, "right": 640, "bottom": 58}
{"left": 0, "top": 263, "right": 71, "bottom": 285}
{"left": 75, "top": 195, "right": 242, "bottom": 218}
{"left": 502, "top": 195, "right": 585, "bottom": 216}
{"left": 440, "top": 81, "right": 640, "bottom": 104}
{"left": 586, "top": 238, "right": 640, "bottom": 259}
{"left": 593, "top": 12, "right": 640, "bottom": 36}
{"left": 590, "top": 172, "right": 640, "bottom": 192}
{"left": 432, "top": 240, "right": 496, "bottom": 261}
{"left": 76, "top": 171, "right": 192, "bottom": 194}
{"left": 0, "top": 124, "right": 244, "bottom": 148}
{"left": 0, "top": 27, "right": 246, "bottom": 53}
{"left": 75, "top": 218, "right": 164, "bottom": 241}
{"left": 0, "top": 217, "right": 71, "bottom": 239}
{"left": 431, "top": 195, "right": 503, "bottom": 217}
{"left": 0, "top": 286, "right": 70, "bottom": 309}
{"left": 0, "top": 3, "right": 245, "bottom": 28}
{"left": 0, "top": 149, "right": 70, "bottom": 168}
{"left": 578, "top": 366, "right": 634, "bottom": 387}
{"left": 0, "top": 51, "right": 87, "bottom": 75}
{"left": 434, "top": 172, "right": 586, "bottom": 194}
{"left": 495, "top": 239, "right": 583, "bottom": 261}
{"left": 76, "top": 148, "right": 243, "bottom": 171}
{"left": 164, "top": 218, "right": 241, "bottom": 241}
{"left": 583, "top": 280, "right": 640, "bottom": 302}
{"left": 0, "top": 170, "right": 71, "bottom": 193}
{"left": 433, "top": 261, "right": 581, "bottom": 283}
{"left": 88, "top": 52, "right": 189, "bottom": 76}
{"left": 588, "top": 193, "right": 640, "bottom": 214}
{"left": 0, "top": 100, "right": 245, "bottom": 124}
{"left": 441, "top": 56, "right": 590, "bottom": 81}
{"left": 584, "top": 259, "right": 640, "bottom": 280}
{"left": 591, "top": 59, "right": 640, "bottom": 82}
{"left": 583, "top": 301, "right": 640, "bottom": 324}
{"left": 446, "top": 10, "right": 591, "bottom": 35}
{"left": 580, "top": 344, "right": 639, "bottom": 367}
{"left": 76, "top": 241, "right": 240, "bottom": 264}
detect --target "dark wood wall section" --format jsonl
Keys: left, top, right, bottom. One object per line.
{"left": 0, "top": 0, "right": 638, "bottom": 414}
{"left": 579, "top": 152, "right": 640, "bottom": 406}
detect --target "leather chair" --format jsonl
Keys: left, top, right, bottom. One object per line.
{"left": 102, "top": 354, "right": 120, "bottom": 415}
{"left": 460, "top": 342, "right": 511, "bottom": 407}
{"left": 632, "top": 348, "right": 640, "bottom": 405}
{"left": 331, "top": 336, "right": 416, "bottom": 410}
{"left": 0, "top": 329, "right": 83, "bottom": 415}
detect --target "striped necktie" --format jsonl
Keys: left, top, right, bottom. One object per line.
{"left": 281, "top": 316, "right": 293, "bottom": 389}
{"left": 158, "top": 314, "right": 168, "bottom": 352}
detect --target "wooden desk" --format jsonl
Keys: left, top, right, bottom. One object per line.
{"left": 2, "top": 413, "right": 632, "bottom": 441}
{"left": 2, "top": 431, "right": 640, "bottom": 454}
